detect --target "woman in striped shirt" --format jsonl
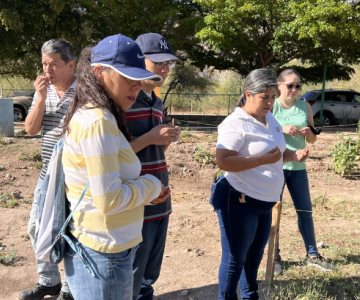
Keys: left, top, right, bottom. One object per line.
{"left": 61, "top": 34, "right": 170, "bottom": 300}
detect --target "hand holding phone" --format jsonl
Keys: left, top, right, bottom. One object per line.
{"left": 309, "top": 125, "right": 322, "bottom": 135}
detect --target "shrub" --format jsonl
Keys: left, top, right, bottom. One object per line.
{"left": 0, "top": 249, "right": 17, "bottom": 265}
{"left": 330, "top": 122, "right": 360, "bottom": 176}
{"left": 193, "top": 145, "right": 216, "bottom": 166}
{"left": 19, "top": 150, "right": 41, "bottom": 162}
{"left": 0, "top": 193, "right": 19, "bottom": 208}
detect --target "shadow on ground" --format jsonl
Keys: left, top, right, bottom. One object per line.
{"left": 155, "top": 284, "right": 218, "bottom": 300}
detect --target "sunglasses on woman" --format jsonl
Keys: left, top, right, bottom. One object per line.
{"left": 285, "top": 83, "right": 302, "bottom": 90}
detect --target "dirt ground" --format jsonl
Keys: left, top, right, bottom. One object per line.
{"left": 0, "top": 131, "right": 359, "bottom": 300}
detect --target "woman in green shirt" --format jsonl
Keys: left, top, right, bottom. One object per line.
{"left": 272, "top": 69, "right": 333, "bottom": 274}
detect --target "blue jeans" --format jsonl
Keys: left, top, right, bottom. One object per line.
{"left": 28, "top": 177, "right": 70, "bottom": 290}
{"left": 213, "top": 178, "right": 275, "bottom": 300}
{"left": 64, "top": 238, "right": 134, "bottom": 300}
{"left": 283, "top": 169, "right": 318, "bottom": 256}
{"left": 132, "top": 217, "right": 169, "bottom": 300}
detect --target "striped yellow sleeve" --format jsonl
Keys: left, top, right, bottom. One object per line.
{"left": 78, "top": 118, "right": 161, "bottom": 214}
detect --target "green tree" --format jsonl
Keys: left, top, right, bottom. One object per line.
{"left": 162, "top": 62, "right": 214, "bottom": 105}
{"left": 193, "top": 0, "right": 360, "bottom": 81}
{"left": 2, "top": 1, "right": 360, "bottom": 84}
{"left": 0, "top": 0, "right": 199, "bottom": 79}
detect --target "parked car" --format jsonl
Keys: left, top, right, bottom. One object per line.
{"left": 301, "top": 89, "right": 360, "bottom": 126}
{"left": 12, "top": 92, "right": 34, "bottom": 122}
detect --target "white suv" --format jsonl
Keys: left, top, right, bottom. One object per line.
{"left": 302, "top": 89, "right": 360, "bottom": 126}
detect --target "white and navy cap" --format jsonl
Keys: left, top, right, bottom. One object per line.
{"left": 135, "top": 33, "right": 180, "bottom": 63}
{"left": 91, "top": 34, "right": 162, "bottom": 81}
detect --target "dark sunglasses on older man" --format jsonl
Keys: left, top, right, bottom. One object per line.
{"left": 286, "top": 83, "right": 302, "bottom": 90}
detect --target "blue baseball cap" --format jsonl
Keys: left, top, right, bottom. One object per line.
{"left": 135, "top": 33, "right": 179, "bottom": 63}
{"left": 91, "top": 34, "right": 162, "bottom": 81}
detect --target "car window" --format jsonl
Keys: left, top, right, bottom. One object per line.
{"left": 354, "top": 94, "right": 360, "bottom": 104}
{"left": 336, "top": 93, "right": 347, "bottom": 102}
{"left": 304, "top": 90, "right": 360, "bottom": 104}
{"left": 302, "top": 91, "right": 320, "bottom": 101}
{"left": 325, "top": 92, "right": 338, "bottom": 101}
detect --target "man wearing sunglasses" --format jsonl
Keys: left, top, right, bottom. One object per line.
{"left": 126, "top": 32, "right": 180, "bottom": 300}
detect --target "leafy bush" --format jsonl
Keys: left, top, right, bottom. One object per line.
{"left": 179, "top": 131, "right": 194, "bottom": 143}
{"left": 331, "top": 122, "right": 360, "bottom": 176}
{"left": 193, "top": 145, "right": 216, "bottom": 166}
{"left": 0, "top": 193, "right": 19, "bottom": 208}
{"left": 19, "top": 150, "right": 41, "bottom": 162}
{"left": 0, "top": 249, "right": 17, "bottom": 265}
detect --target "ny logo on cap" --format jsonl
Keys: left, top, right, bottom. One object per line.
{"left": 160, "top": 39, "right": 169, "bottom": 50}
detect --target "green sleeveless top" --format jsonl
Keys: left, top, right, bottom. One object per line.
{"left": 272, "top": 98, "right": 308, "bottom": 170}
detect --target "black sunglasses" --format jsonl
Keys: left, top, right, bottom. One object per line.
{"left": 286, "top": 83, "right": 302, "bottom": 90}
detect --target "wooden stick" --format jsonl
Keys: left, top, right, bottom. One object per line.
{"left": 265, "top": 201, "right": 282, "bottom": 286}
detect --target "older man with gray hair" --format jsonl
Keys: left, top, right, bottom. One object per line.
{"left": 19, "top": 39, "right": 77, "bottom": 300}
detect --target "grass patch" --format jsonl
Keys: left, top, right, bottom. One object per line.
{"left": 179, "top": 131, "right": 217, "bottom": 143}
{"left": 270, "top": 271, "right": 360, "bottom": 300}
{"left": 193, "top": 145, "right": 216, "bottom": 166}
{"left": 0, "top": 193, "right": 19, "bottom": 208}
{"left": 180, "top": 131, "right": 195, "bottom": 142}
{"left": 19, "top": 150, "right": 41, "bottom": 162}
{"left": 208, "top": 131, "right": 218, "bottom": 143}
{"left": 267, "top": 196, "right": 360, "bottom": 300}
{"left": 312, "top": 196, "right": 359, "bottom": 218}
{"left": 0, "top": 249, "right": 17, "bottom": 265}
{"left": 32, "top": 161, "right": 43, "bottom": 170}
{"left": 312, "top": 193, "right": 329, "bottom": 208}
{"left": 271, "top": 279, "right": 330, "bottom": 299}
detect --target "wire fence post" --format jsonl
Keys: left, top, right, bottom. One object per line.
{"left": 228, "top": 94, "right": 231, "bottom": 115}
{"left": 169, "top": 94, "right": 172, "bottom": 114}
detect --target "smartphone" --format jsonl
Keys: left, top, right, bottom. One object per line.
{"left": 309, "top": 125, "right": 322, "bottom": 135}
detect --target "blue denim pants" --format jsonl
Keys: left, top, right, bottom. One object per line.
{"left": 283, "top": 169, "right": 318, "bottom": 256}
{"left": 132, "top": 217, "right": 169, "bottom": 300}
{"left": 64, "top": 238, "right": 134, "bottom": 300}
{"left": 28, "top": 177, "right": 68, "bottom": 289}
{"left": 212, "top": 178, "right": 275, "bottom": 300}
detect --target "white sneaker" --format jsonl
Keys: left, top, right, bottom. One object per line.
{"left": 305, "top": 254, "right": 334, "bottom": 272}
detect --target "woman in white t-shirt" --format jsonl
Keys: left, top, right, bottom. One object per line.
{"left": 212, "top": 68, "right": 309, "bottom": 300}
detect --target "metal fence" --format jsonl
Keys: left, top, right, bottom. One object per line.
{"left": 1, "top": 89, "right": 241, "bottom": 116}
{"left": 162, "top": 93, "right": 241, "bottom": 115}
{"left": 0, "top": 88, "right": 33, "bottom": 98}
